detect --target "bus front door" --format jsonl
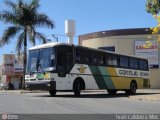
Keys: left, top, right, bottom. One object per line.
{"left": 57, "top": 46, "right": 74, "bottom": 90}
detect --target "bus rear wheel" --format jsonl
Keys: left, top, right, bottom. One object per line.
{"left": 130, "top": 81, "right": 137, "bottom": 94}
{"left": 49, "top": 90, "right": 56, "bottom": 97}
{"left": 125, "top": 81, "right": 137, "bottom": 95}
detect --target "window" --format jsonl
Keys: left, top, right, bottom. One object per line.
{"left": 120, "top": 56, "right": 129, "bottom": 68}
{"left": 91, "top": 53, "right": 104, "bottom": 65}
{"left": 75, "top": 48, "right": 90, "bottom": 64}
{"left": 27, "top": 49, "right": 39, "bottom": 73}
{"left": 38, "top": 48, "right": 55, "bottom": 72}
{"left": 139, "top": 60, "right": 148, "bottom": 70}
{"left": 106, "top": 54, "right": 117, "bottom": 66}
{"left": 57, "top": 45, "right": 73, "bottom": 74}
{"left": 130, "top": 58, "right": 138, "bottom": 69}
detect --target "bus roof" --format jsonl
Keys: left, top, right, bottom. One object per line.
{"left": 29, "top": 42, "right": 73, "bottom": 50}
{"left": 29, "top": 42, "right": 148, "bottom": 61}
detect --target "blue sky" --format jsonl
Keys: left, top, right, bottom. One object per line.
{"left": 0, "top": 0, "right": 157, "bottom": 63}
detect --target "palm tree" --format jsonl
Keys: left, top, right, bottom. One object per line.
{"left": 0, "top": 0, "right": 55, "bottom": 89}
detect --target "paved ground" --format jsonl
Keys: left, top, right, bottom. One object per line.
{"left": 0, "top": 90, "right": 160, "bottom": 114}
{"left": 0, "top": 89, "right": 160, "bottom": 101}
{"left": 0, "top": 89, "right": 159, "bottom": 120}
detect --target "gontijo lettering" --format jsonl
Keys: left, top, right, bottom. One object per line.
{"left": 119, "top": 70, "right": 138, "bottom": 76}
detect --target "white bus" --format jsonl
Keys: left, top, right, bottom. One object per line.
{"left": 25, "top": 42, "right": 150, "bottom": 96}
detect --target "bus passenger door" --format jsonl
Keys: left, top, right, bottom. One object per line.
{"left": 57, "top": 46, "right": 74, "bottom": 90}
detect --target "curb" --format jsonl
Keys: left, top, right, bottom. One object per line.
{"left": 0, "top": 90, "right": 47, "bottom": 94}
{"left": 20, "top": 90, "right": 47, "bottom": 94}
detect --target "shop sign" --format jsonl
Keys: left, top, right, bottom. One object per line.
{"left": 135, "top": 40, "right": 159, "bottom": 68}
{"left": 2, "top": 54, "right": 15, "bottom": 75}
{"left": 14, "top": 62, "right": 23, "bottom": 73}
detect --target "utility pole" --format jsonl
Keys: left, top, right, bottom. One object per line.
{"left": 52, "top": 34, "right": 58, "bottom": 42}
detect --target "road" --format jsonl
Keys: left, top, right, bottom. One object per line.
{"left": 0, "top": 91, "right": 159, "bottom": 114}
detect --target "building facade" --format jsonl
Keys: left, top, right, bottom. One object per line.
{"left": 0, "top": 54, "right": 23, "bottom": 90}
{"left": 79, "top": 28, "right": 160, "bottom": 89}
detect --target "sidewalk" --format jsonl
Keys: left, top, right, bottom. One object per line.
{"left": 0, "top": 90, "right": 47, "bottom": 94}
{"left": 129, "top": 89, "right": 160, "bottom": 101}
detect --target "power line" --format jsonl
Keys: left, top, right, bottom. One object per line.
{"left": 52, "top": 34, "right": 78, "bottom": 37}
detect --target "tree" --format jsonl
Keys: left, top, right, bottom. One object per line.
{"left": 146, "top": 0, "right": 160, "bottom": 15}
{"left": 0, "top": 0, "right": 55, "bottom": 89}
{"left": 146, "top": 0, "right": 160, "bottom": 43}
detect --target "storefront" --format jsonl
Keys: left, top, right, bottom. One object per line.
{"left": 0, "top": 54, "right": 23, "bottom": 90}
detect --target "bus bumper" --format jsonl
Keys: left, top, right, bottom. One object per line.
{"left": 25, "top": 81, "right": 56, "bottom": 90}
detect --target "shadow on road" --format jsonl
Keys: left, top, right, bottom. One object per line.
{"left": 31, "top": 91, "right": 160, "bottom": 98}
{"left": 33, "top": 93, "right": 128, "bottom": 98}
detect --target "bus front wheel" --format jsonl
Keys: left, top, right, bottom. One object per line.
{"left": 49, "top": 90, "right": 56, "bottom": 97}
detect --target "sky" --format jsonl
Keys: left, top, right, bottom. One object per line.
{"left": 0, "top": 0, "right": 157, "bottom": 63}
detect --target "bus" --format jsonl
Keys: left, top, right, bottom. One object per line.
{"left": 25, "top": 42, "right": 150, "bottom": 96}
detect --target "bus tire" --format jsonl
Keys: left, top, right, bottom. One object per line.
{"left": 74, "top": 80, "right": 81, "bottom": 96}
{"left": 49, "top": 90, "right": 56, "bottom": 97}
{"left": 125, "top": 81, "right": 137, "bottom": 95}
{"left": 107, "top": 89, "right": 117, "bottom": 95}
{"left": 130, "top": 81, "right": 137, "bottom": 94}
{"left": 73, "top": 78, "right": 85, "bottom": 96}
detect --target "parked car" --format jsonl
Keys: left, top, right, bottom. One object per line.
{"left": 0, "top": 83, "right": 9, "bottom": 90}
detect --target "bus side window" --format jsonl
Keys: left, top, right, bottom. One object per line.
{"left": 139, "top": 60, "right": 148, "bottom": 70}
{"left": 91, "top": 54, "right": 104, "bottom": 65}
{"left": 120, "top": 56, "right": 129, "bottom": 68}
{"left": 129, "top": 58, "right": 138, "bottom": 69}
{"left": 82, "top": 50, "right": 90, "bottom": 64}
{"left": 106, "top": 55, "right": 117, "bottom": 66}
{"left": 75, "top": 50, "right": 80, "bottom": 62}
{"left": 75, "top": 48, "right": 90, "bottom": 64}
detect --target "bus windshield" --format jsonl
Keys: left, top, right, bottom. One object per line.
{"left": 27, "top": 47, "right": 56, "bottom": 73}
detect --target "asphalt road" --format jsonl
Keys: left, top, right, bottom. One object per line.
{"left": 0, "top": 91, "right": 159, "bottom": 115}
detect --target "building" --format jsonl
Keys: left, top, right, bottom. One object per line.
{"left": 0, "top": 54, "right": 23, "bottom": 90}
{"left": 79, "top": 28, "right": 160, "bottom": 89}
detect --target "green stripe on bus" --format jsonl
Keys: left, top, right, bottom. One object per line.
{"left": 98, "top": 66, "right": 115, "bottom": 89}
{"left": 89, "top": 66, "right": 107, "bottom": 89}
{"left": 89, "top": 66, "right": 115, "bottom": 89}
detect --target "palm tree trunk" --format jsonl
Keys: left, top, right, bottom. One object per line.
{"left": 22, "top": 28, "right": 27, "bottom": 90}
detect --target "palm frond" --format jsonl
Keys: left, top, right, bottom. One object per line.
{"left": 18, "top": 0, "right": 23, "bottom": 8}
{"left": 35, "top": 14, "right": 55, "bottom": 29}
{"left": 35, "top": 32, "right": 47, "bottom": 44}
{"left": 0, "top": 11, "right": 17, "bottom": 24}
{"left": 29, "top": 0, "right": 40, "bottom": 12}
{"left": 4, "top": 0, "right": 17, "bottom": 10}
{"left": 0, "top": 26, "right": 22, "bottom": 46}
